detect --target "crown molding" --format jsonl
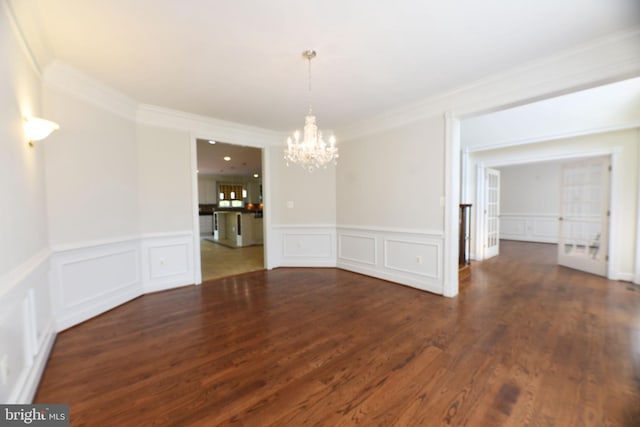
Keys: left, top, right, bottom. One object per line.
{"left": 41, "top": 60, "right": 284, "bottom": 146}
{"left": 337, "top": 27, "right": 640, "bottom": 142}
{"left": 465, "top": 121, "right": 640, "bottom": 153}
{"left": 137, "top": 104, "right": 284, "bottom": 147}
{"left": 43, "top": 61, "right": 138, "bottom": 121}
{"left": 2, "top": 0, "right": 42, "bottom": 76}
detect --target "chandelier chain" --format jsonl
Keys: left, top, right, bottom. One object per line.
{"left": 307, "top": 52, "right": 313, "bottom": 114}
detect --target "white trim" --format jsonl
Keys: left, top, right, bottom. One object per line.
{"left": 140, "top": 231, "right": 192, "bottom": 239}
{"left": 51, "top": 235, "right": 139, "bottom": 253}
{"left": 262, "top": 147, "right": 273, "bottom": 270}
{"left": 465, "top": 122, "right": 640, "bottom": 153}
{"left": 58, "top": 249, "right": 138, "bottom": 311}
{"left": 500, "top": 213, "right": 558, "bottom": 217}
{"left": 338, "top": 233, "right": 377, "bottom": 265}
{"left": 337, "top": 225, "right": 444, "bottom": 295}
{"left": 481, "top": 149, "right": 619, "bottom": 168}
{"left": 635, "top": 137, "right": 640, "bottom": 285}
{"left": 51, "top": 231, "right": 193, "bottom": 253}
{"left": 13, "top": 321, "right": 56, "bottom": 404}
{"left": 500, "top": 213, "right": 559, "bottom": 244}
{"left": 138, "top": 104, "right": 283, "bottom": 146}
{"left": 443, "top": 112, "right": 460, "bottom": 297}
{"left": 2, "top": 0, "right": 42, "bottom": 76}
{"left": 43, "top": 61, "right": 138, "bottom": 121}
{"left": 471, "top": 148, "right": 623, "bottom": 279}
{"left": 613, "top": 272, "right": 634, "bottom": 282}
{"left": 475, "top": 162, "right": 486, "bottom": 260}
{"left": 190, "top": 132, "right": 203, "bottom": 285}
{"left": 383, "top": 238, "right": 441, "bottom": 280}
{"left": 0, "top": 248, "right": 51, "bottom": 298}
{"left": 335, "top": 224, "right": 444, "bottom": 237}
{"left": 271, "top": 225, "right": 336, "bottom": 267}
{"left": 50, "top": 232, "right": 196, "bottom": 331}
{"left": 338, "top": 27, "right": 640, "bottom": 141}
{"left": 608, "top": 150, "right": 620, "bottom": 281}
{"left": 274, "top": 223, "right": 344, "bottom": 230}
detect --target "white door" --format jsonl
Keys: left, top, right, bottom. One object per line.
{"left": 558, "top": 157, "right": 610, "bottom": 276}
{"left": 485, "top": 168, "right": 501, "bottom": 259}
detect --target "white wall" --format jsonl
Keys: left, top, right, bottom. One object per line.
{"left": 337, "top": 28, "right": 640, "bottom": 295}
{"left": 499, "top": 162, "right": 561, "bottom": 214}
{"left": 1, "top": 5, "right": 639, "bottom": 405}
{"left": 43, "top": 85, "right": 139, "bottom": 247}
{"left": 337, "top": 117, "right": 444, "bottom": 231}
{"left": 468, "top": 129, "right": 639, "bottom": 280}
{"left": 335, "top": 116, "right": 446, "bottom": 294}
{"left": 0, "top": 2, "right": 55, "bottom": 403}
{"left": 267, "top": 145, "right": 337, "bottom": 268}
{"left": 137, "top": 125, "right": 193, "bottom": 234}
{"left": 269, "top": 145, "right": 336, "bottom": 226}
{"left": 498, "top": 162, "right": 561, "bottom": 243}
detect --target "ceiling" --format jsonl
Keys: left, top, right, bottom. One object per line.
{"left": 11, "top": 0, "right": 640, "bottom": 132}
{"left": 196, "top": 139, "right": 262, "bottom": 176}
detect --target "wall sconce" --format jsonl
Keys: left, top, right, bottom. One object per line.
{"left": 24, "top": 117, "right": 59, "bottom": 147}
{"left": 242, "top": 189, "right": 247, "bottom": 199}
{"left": 219, "top": 192, "right": 224, "bottom": 200}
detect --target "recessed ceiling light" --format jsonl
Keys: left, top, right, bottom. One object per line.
{"left": 224, "top": 156, "right": 231, "bottom": 161}
{"left": 208, "top": 140, "right": 216, "bottom": 144}
{"left": 253, "top": 173, "right": 259, "bottom": 178}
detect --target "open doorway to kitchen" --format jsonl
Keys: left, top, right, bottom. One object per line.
{"left": 196, "top": 139, "right": 264, "bottom": 282}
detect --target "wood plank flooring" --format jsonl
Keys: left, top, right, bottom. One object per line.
{"left": 35, "top": 241, "right": 640, "bottom": 426}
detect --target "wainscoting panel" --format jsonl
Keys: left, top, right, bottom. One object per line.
{"left": 0, "top": 250, "right": 56, "bottom": 403}
{"left": 337, "top": 226, "right": 444, "bottom": 295}
{"left": 51, "top": 233, "right": 196, "bottom": 331}
{"left": 141, "top": 233, "right": 195, "bottom": 293}
{"left": 51, "top": 239, "right": 142, "bottom": 332}
{"left": 338, "top": 234, "right": 376, "bottom": 265}
{"left": 270, "top": 225, "right": 336, "bottom": 267}
{"left": 384, "top": 239, "right": 440, "bottom": 279}
{"left": 500, "top": 214, "right": 559, "bottom": 243}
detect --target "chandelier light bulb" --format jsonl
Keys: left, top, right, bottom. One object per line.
{"left": 284, "top": 50, "right": 338, "bottom": 172}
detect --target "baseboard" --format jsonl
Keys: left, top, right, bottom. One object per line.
{"left": 55, "top": 285, "right": 142, "bottom": 332}
{"left": 337, "top": 261, "right": 443, "bottom": 295}
{"left": 612, "top": 272, "right": 633, "bottom": 282}
{"left": 51, "top": 233, "right": 196, "bottom": 331}
{"left": 12, "top": 321, "right": 56, "bottom": 403}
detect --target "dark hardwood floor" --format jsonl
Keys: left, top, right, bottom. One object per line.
{"left": 35, "top": 241, "right": 640, "bottom": 426}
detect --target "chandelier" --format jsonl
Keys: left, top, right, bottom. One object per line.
{"left": 284, "top": 50, "right": 338, "bottom": 172}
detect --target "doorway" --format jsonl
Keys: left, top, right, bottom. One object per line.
{"left": 473, "top": 154, "right": 613, "bottom": 278}
{"left": 558, "top": 156, "right": 610, "bottom": 276}
{"left": 195, "top": 139, "right": 265, "bottom": 282}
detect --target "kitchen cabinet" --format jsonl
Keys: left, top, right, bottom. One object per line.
{"left": 197, "top": 176, "right": 217, "bottom": 204}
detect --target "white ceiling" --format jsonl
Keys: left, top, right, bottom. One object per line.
{"left": 196, "top": 139, "right": 262, "bottom": 176}
{"left": 11, "top": 0, "right": 640, "bottom": 132}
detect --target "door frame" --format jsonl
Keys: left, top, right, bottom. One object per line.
{"left": 472, "top": 149, "right": 619, "bottom": 279}
{"left": 474, "top": 167, "right": 500, "bottom": 261}
{"left": 190, "top": 132, "right": 272, "bottom": 285}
